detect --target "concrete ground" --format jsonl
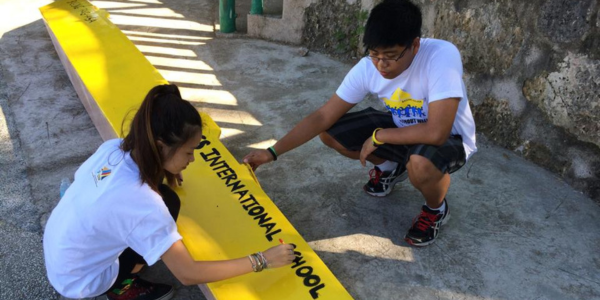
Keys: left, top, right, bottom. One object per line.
{"left": 0, "top": 0, "right": 599, "bottom": 299}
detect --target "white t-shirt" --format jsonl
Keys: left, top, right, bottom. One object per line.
{"left": 44, "top": 139, "right": 182, "bottom": 298}
{"left": 336, "top": 38, "right": 477, "bottom": 159}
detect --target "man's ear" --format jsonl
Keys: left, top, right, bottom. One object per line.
{"left": 411, "top": 37, "right": 421, "bottom": 54}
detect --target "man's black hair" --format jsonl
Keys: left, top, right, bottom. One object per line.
{"left": 363, "top": 0, "right": 422, "bottom": 52}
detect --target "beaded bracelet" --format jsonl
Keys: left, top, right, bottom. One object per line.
{"left": 248, "top": 252, "right": 269, "bottom": 272}
{"left": 248, "top": 254, "right": 259, "bottom": 272}
{"left": 257, "top": 252, "right": 269, "bottom": 269}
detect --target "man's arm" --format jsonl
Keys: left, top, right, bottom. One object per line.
{"left": 244, "top": 94, "right": 355, "bottom": 169}
{"left": 274, "top": 93, "right": 355, "bottom": 155}
{"left": 359, "top": 98, "right": 460, "bottom": 165}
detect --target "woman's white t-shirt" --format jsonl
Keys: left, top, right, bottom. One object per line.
{"left": 43, "top": 139, "right": 182, "bottom": 298}
{"left": 336, "top": 38, "right": 477, "bottom": 159}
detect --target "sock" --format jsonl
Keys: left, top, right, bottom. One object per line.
{"left": 375, "top": 160, "right": 398, "bottom": 172}
{"left": 427, "top": 200, "right": 446, "bottom": 213}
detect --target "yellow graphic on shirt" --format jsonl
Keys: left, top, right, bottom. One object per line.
{"left": 382, "top": 88, "right": 427, "bottom": 125}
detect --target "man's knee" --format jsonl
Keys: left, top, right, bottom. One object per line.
{"left": 407, "top": 154, "right": 441, "bottom": 186}
{"left": 319, "top": 131, "right": 343, "bottom": 150}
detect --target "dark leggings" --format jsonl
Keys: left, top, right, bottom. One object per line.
{"left": 107, "top": 184, "right": 180, "bottom": 291}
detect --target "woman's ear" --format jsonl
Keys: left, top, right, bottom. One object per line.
{"left": 156, "top": 140, "right": 165, "bottom": 150}
{"left": 156, "top": 140, "right": 171, "bottom": 159}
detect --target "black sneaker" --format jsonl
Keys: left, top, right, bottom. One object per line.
{"left": 404, "top": 199, "right": 450, "bottom": 247}
{"left": 106, "top": 275, "right": 174, "bottom": 300}
{"left": 363, "top": 164, "right": 408, "bottom": 197}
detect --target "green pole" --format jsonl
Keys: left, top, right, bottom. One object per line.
{"left": 219, "top": 0, "right": 236, "bottom": 33}
{"left": 250, "top": 0, "right": 263, "bottom": 15}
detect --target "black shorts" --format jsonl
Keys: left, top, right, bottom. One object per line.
{"left": 326, "top": 107, "right": 466, "bottom": 174}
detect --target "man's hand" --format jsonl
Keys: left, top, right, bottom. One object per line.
{"left": 243, "top": 149, "right": 274, "bottom": 171}
{"left": 359, "top": 136, "right": 378, "bottom": 167}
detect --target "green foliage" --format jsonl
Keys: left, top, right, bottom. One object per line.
{"left": 335, "top": 9, "right": 369, "bottom": 54}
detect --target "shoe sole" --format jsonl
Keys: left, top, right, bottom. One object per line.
{"left": 156, "top": 288, "right": 175, "bottom": 300}
{"left": 404, "top": 210, "right": 451, "bottom": 247}
{"left": 363, "top": 171, "right": 408, "bottom": 197}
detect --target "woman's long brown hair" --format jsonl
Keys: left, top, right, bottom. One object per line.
{"left": 121, "top": 84, "right": 202, "bottom": 192}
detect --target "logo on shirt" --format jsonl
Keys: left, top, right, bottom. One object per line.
{"left": 382, "top": 88, "right": 427, "bottom": 126}
{"left": 91, "top": 166, "right": 112, "bottom": 187}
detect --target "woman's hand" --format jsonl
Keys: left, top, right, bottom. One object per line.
{"left": 243, "top": 149, "right": 274, "bottom": 171}
{"left": 175, "top": 173, "right": 184, "bottom": 186}
{"left": 262, "top": 244, "right": 295, "bottom": 269}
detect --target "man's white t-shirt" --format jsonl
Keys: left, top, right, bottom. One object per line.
{"left": 336, "top": 38, "right": 477, "bottom": 159}
{"left": 43, "top": 139, "right": 182, "bottom": 298}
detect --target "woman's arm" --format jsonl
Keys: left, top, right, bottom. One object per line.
{"left": 161, "top": 240, "right": 295, "bottom": 285}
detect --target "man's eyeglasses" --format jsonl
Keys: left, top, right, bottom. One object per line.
{"left": 367, "top": 45, "right": 412, "bottom": 63}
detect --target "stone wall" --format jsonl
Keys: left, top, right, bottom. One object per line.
{"left": 248, "top": 0, "right": 317, "bottom": 44}
{"left": 303, "top": 0, "right": 364, "bottom": 60}
{"left": 302, "top": 0, "right": 600, "bottom": 201}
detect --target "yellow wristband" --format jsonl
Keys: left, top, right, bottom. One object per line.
{"left": 372, "top": 128, "right": 384, "bottom": 146}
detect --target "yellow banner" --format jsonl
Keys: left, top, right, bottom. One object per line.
{"left": 40, "top": 0, "right": 353, "bottom": 299}
{"left": 177, "top": 115, "right": 353, "bottom": 299}
{"left": 40, "top": 0, "right": 168, "bottom": 138}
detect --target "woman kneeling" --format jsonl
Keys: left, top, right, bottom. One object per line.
{"left": 43, "top": 84, "right": 294, "bottom": 300}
